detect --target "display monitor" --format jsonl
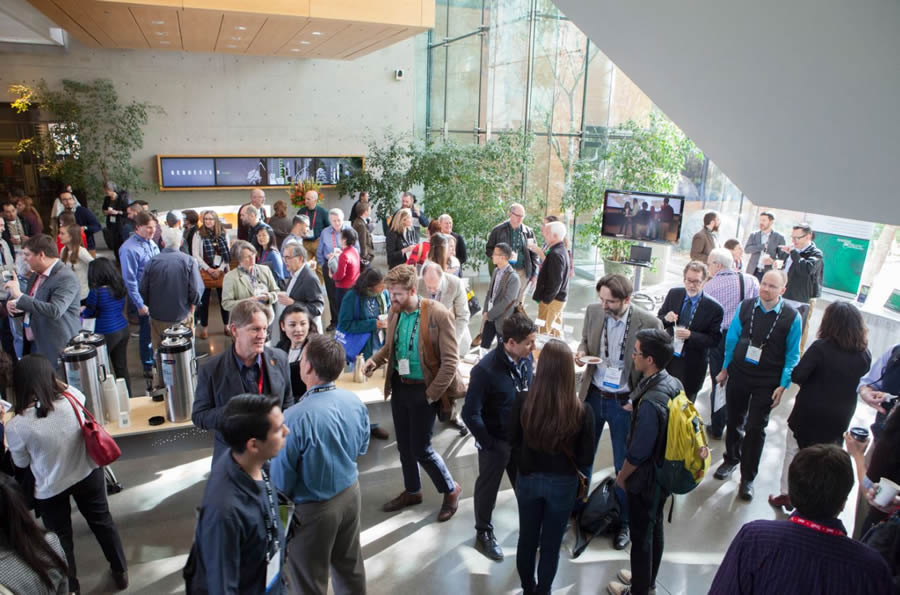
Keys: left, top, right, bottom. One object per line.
{"left": 160, "top": 158, "right": 216, "bottom": 188}
{"left": 600, "top": 189, "right": 685, "bottom": 245}
{"left": 157, "top": 155, "right": 364, "bottom": 190}
{"left": 215, "top": 158, "right": 266, "bottom": 187}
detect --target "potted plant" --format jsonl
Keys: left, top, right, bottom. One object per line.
{"left": 288, "top": 178, "right": 322, "bottom": 208}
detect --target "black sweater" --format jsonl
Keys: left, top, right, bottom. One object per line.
{"left": 509, "top": 396, "right": 595, "bottom": 476}
{"left": 532, "top": 241, "right": 569, "bottom": 303}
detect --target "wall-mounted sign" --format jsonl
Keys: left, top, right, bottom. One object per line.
{"left": 157, "top": 155, "right": 364, "bottom": 191}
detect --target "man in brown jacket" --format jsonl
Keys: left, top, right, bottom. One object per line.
{"left": 363, "top": 265, "right": 463, "bottom": 522}
{"left": 690, "top": 211, "right": 720, "bottom": 262}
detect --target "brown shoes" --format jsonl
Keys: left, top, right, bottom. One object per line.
{"left": 198, "top": 326, "right": 208, "bottom": 340}
{"left": 438, "top": 482, "right": 462, "bottom": 522}
{"left": 370, "top": 426, "right": 390, "bottom": 440}
{"left": 768, "top": 493, "right": 793, "bottom": 511}
{"left": 383, "top": 491, "right": 423, "bottom": 512}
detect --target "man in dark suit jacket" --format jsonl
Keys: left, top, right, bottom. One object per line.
{"left": 744, "top": 211, "right": 785, "bottom": 280}
{"left": 4, "top": 234, "right": 80, "bottom": 369}
{"left": 192, "top": 299, "right": 293, "bottom": 463}
{"left": 481, "top": 243, "right": 521, "bottom": 349}
{"left": 777, "top": 223, "right": 824, "bottom": 305}
{"left": 657, "top": 261, "right": 724, "bottom": 401}
{"left": 58, "top": 191, "right": 102, "bottom": 252}
{"left": 278, "top": 243, "right": 325, "bottom": 332}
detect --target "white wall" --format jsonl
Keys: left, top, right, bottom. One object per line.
{"left": 553, "top": 0, "right": 900, "bottom": 225}
{"left": 0, "top": 37, "right": 419, "bottom": 214}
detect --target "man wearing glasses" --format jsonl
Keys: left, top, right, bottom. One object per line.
{"left": 485, "top": 204, "right": 540, "bottom": 304}
{"left": 776, "top": 223, "right": 824, "bottom": 307}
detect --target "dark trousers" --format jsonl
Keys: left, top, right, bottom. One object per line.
{"left": 324, "top": 268, "right": 338, "bottom": 327}
{"left": 706, "top": 334, "right": 728, "bottom": 435}
{"left": 138, "top": 313, "right": 153, "bottom": 370}
{"left": 390, "top": 374, "right": 456, "bottom": 494}
{"left": 583, "top": 384, "right": 631, "bottom": 524}
{"left": 36, "top": 467, "right": 127, "bottom": 593}
{"left": 196, "top": 287, "right": 229, "bottom": 328}
{"left": 286, "top": 481, "right": 366, "bottom": 595}
{"left": 723, "top": 370, "right": 778, "bottom": 481}
{"left": 516, "top": 472, "right": 577, "bottom": 594}
{"left": 104, "top": 326, "right": 131, "bottom": 399}
{"left": 480, "top": 319, "right": 500, "bottom": 349}
{"left": 335, "top": 287, "right": 349, "bottom": 319}
{"left": 474, "top": 440, "right": 517, "bottom": 533}
{"left": 627, "top": 488, "right": 666, "bottom": 595}
{"left": 0, "top": 313, "right": 16, "bottom": 359}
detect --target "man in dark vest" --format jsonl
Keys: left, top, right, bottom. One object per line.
{"left": 713, "top": 269, "right": 802, "bottom": 501}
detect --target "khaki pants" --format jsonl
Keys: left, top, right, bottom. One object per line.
{"left": 537, "top": 299, "right": 565, "bottom": 336}
{"left": 514, "top": 267, "right": 529, "bottom": 304}
{"left": 150, "top": 313, "right": 193, "bottom": 353}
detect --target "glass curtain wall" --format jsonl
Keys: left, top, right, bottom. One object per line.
{"left": 426, "top": 0, "right": 748, "bottom": 274}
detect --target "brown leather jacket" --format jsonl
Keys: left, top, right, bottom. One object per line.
{"left": 370, "top": 297, "right": 465, "bottom": 403}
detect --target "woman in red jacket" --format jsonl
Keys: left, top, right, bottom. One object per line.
{"left": 332, "top": 227, "right": 361, "bottom": 317}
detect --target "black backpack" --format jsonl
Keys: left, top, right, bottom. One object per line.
{"left": 572, "top": 476, "right": 620, "bottom": 558}
{"left": 860, "top": 512, "right": 900, "bottom": 593}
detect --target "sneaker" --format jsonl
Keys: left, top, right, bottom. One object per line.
{"left": 714, "top": 461, "right": 737, "bottom": 480}
{"left": 607, "top": 581, "right": 631, "bottom": 595}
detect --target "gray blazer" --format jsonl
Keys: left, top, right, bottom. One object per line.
{"left": 484, "top": 266, "right": 521, "bottom": 331}
{"left": 15, "top": 260, "right": 81, "bottom": 369}
{"left": 744, "top": 229, "right": 786, "bottom": 274}
{"left": 576, "top": 303, "right": 662, "bottom": 401}
{"left": 419, "top": 273, "right": 471, "bottom": 355}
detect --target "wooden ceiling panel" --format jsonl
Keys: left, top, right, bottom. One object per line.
{"left": 245, "top": 16, "right": 307, "bottom": 55}
{"left": 81, "top": 2, "right": 149, "bottom": 49}
{"left": 27, "top": 0, "right": 102, "bottom": 47}
{"left": 310, "top": 0, "right": 423, "bottom": 27}
{"left": 342, "top": 27, "right": 423, "bottom": 60}
{"left": 50, "top": 0, "right": 118, "bottom": 47}
{"left": 179, "top": 9, "right": 221, "bottom": 53}
{"left": 182, "top": 0, "right": 309, "bottom": 18}
{"left": 215, "top": 13, "right": 266, "bottom": 53}
{"left": 329, "top": 23, "right": 399, "bottom": 58}
{"left": 276, "top": 18, "right": 348, "bottom": 58}
{"left": 129, "top": 6, "right": 182, "bottom": 51}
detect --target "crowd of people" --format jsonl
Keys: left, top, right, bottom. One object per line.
{"left": 0, "top": 185, "right": 897, "bottom": 595}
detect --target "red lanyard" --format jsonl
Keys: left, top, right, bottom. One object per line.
{"left": 260, "top": 250, "right": 270, "bottom": 263}
{"left": 309, "top": 209, "right": 317, "bottom": 230}
{"left": 256, "top": 357, "right": 265, "bottom": 394}
{"left": 789, "top": 516, "right": 845, "bottom": 537}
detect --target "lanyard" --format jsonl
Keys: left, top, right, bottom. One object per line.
{"left": 298, "top": 383, "right": 335, "bottom": 404}
{"left": 260, "top": 249, "right": 270, "bottom": 264}
{"left": 240, "top": 266, "right": 258, "bottom": 287}
{"left": 260, "top": 469, "right": 279, "bottom": 561}
{"left": 789, "top": 516, "right": 846, "bottom": 537}
{"left": 395, "top": 310, "right": 420, "bottom": 356}
{"left": 308, "top": 208, "right": 317, "bottom": 231}
{"left": 748, "top": 300, "right": 783, "bottom": 349}
{"left": 602, "top": 308, "right": 633, "bottom": 363}
{"left": 331, "top": 228, "right": 337, "bottom": 248}
{"left": 507, "top": 358, "right": 530, "bottom": 392}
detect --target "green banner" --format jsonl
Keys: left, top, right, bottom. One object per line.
{"left": 814, "top": 231, "right": 869, "bottom": 295}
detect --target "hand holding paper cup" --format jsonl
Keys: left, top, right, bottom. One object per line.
{"left": 873, "top": 478, "right": 900, "bottom": 509}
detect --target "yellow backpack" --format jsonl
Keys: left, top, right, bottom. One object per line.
{"left": 655, "top": 391, "right": 711, "bottom": 494}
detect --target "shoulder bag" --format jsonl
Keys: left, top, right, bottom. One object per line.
{"left": 334, "top": 296, "right": 374, "bottom": 364}
{"left": 63, "top": 391, "right": 121, "bottom": 466}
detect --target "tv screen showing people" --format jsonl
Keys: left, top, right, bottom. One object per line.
{"left": 600, "top": 189, "right": 685, "bottom": 245}
{"left": 157, "top": 155, "right": 364, "bottom": 190}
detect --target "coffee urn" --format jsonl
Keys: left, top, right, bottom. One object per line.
{"left": 61, "top": 343, "right": 107, "bottom": 423}
{"left": 159, "top": 336, "right": 195, "bottom": 423}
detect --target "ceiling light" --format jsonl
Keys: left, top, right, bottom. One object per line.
{"left": 226, "top": 44, "right": 237, "bottom": 48}
{"left": 159, "top": 40, "right": 170, "bottom": 45}
{"left": 290, "top": 48, "right": 300, "bottom": 52}
{"left": 231, "top": 36, "right": 242, "bottom": 41}
{"left": 154, "top": 31, "right": 168, "bottom": 36}
{"left": 235, "top": 26, "right": 247, "bottom": 31}
{"left": 311, "top": 31, "right": 322, "bottom": 35}
{"left": 151, "top": 20, "right": 165, "bottom": 25}
{"left": 300, "top": 40, "right": 311, "bottom": 45}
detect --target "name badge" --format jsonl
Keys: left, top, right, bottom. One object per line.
{"left": 109, "top": 215, "right": 116, "bottom": 223}
{"left": 510, "top": 250, "right": 518, "bottom": 264}
{"left": 745, "top": 345, "right": 762, "bottom": 365}
{"left": 213, "top": 254, "right": 222, "bottom": 267}
{"left": 398, "top": 358, "right": 411, "bottom": 375}
{"left": 265, "top": 545, "right": 281, "bottom": 592}
{"left": 673, "top": 337, "right": 685, "bottom": 357}
{"left": 602, "top": 366, "right": 622, "bottom": 390}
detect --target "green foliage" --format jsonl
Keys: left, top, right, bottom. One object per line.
{"left": 336, "top": 129, "right": 534, "bottom": 271}
{"left": 9, "top": 79, "right": 162, "bottom": 212}
{"left": 563, "top": 110, "right": 700, "bottom": 261}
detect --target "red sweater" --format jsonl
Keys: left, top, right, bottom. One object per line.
{"left": 333, "top": 246, "right": 361, "bottom": 289}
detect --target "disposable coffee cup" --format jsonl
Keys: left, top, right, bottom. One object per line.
{"left": 774, "top": 259, "right": 784, "bottom": 269}
{"left": 873, "top": 477, "right": 900, "bottom": 508}
{"left": 849, "top": 427, "right": 870, "bottom": 442}
{"left": 378, "top": 314, "right": 388, "bottom": 323}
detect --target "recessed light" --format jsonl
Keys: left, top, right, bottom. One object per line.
{"left": 151, "top": 20, "right": 165, "bottom": 25}
{"left": 230, "top": 36, "right": 241, "bottom": 41}
{"left": 235, "top": 26, "right": 247, "bottom": 31}
{"left": 311, "top": 31, "right": 322, "bottom": 35}
{"left": 226, "top": 44, "right": 237, "bottom": 48}
{"left": 290, "top": 48, "right": 300, "bottom": 52}
{"left": 300, "top": 40, "right": 311, "bottom": 45}
{"left": 159, "top": 40, "right": 170, "bottom": 45}
{"left": 154, "top": 31, "right": 168, "bottom": 36}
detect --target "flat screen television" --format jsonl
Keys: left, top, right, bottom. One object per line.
{"left": 157, "top": 155, "right": 364, "bottom": 190}
{"left": 160, "top": 158, "right": 216, "bottom": 188}
{"left": 600, "top": 189, "right": 685, "bottom": 246}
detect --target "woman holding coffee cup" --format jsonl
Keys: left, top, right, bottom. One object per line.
{"left": 769, "top": 302, "right": 872, "bottom": 510}
{"left": 845, "top": 405, "right": 900, "bottom": 533}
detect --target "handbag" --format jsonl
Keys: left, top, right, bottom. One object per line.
{"left": 63, "top": 391, "right": 121, "bottom": 466}
{"left": 200, "top": 268, "right": 223, "bottom": 289}
{"left": 334, "top": 297, "right": 373, "bottom": 364}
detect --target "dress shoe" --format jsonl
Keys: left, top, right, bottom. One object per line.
{"left": 474, "top": 530, "right": 504, "bottom": 561}
{"left": 437, "top": 482, "right": 462, "bottom": 522}
{"left": 198, "top": 326, "right": 208, "bottom": 340}
{"left": 370, "top": 426, "right": 390, "bottom": 440}
{"left": 382, "top": 491, "right": 423, "bottom": 512}
{"left": 714, "top": 462, "right": 737, "bottom": 480}
{"left": 112, "top": 570, "right": 129, "bottom": 590}
{"left": 613, "top": 526, "right": 630, "bottom": 550}
{"left": 739, "top": 480, "right": 755, "bottom": 501}
{"left": 768, "top": 493, "right": 793, "bottom": 510}
{"left": 611, "top": 571, "right": 656, "bottom": 595}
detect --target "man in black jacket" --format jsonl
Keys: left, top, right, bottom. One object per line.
{"left": 532, "top": 221, "right": 569, "bottom": 336}
{"left": 438, "top": 214, "right": 467, "bottom": 266}
{"left": 277, "top": 243, "right": 325, "bottom": 332}
{"left": 58, "top": 191, "right": 102, "bottom": 253}
{"left": 485, "top": 204, "right": 539, "bottom": 304}
{"left": 608, "top": 329, "right": 682, "bottom": 595}
{"left": 777, "top": 223, "right": 824, "bottom": 305}
{"left": 193, "top": 300, "right": 294, "bottom": 463}
{"left": 657, "top": 261, "right": 723, "bottom": 402}
{"left": 462, "top": 312, "right": 536, "bottom": 561}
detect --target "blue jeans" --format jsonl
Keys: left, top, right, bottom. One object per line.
{"left": 584, "top": 384, "right": 631, "bottom": 525}
{"left": 138, "top": 314, "right": 153, "bottom": 370}
{"left": 516, "top": 472, "right": 578, "bottom": 594}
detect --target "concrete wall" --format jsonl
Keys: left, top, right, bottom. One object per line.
{"left": 0, "top": 36, "right": 420, "bottom": 214}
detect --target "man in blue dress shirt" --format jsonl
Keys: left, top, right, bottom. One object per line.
{"left": 271, "top": 334, "right": 369, "bottom": 595}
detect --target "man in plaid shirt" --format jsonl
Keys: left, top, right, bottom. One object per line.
{"left": 704, "top": 247, "right": 760, "bottom": 438}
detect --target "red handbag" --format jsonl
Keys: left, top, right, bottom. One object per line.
{"left": 63, "top": 391, "right": 121, "bottom": 466}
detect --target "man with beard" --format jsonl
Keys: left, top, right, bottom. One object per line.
{"left": 690, "top": 211, "right": 720, "bottom": 262}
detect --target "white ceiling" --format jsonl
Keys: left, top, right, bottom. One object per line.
{"left": 0, "top": 0, "right": 64, "bottom": 46}
{"left": 552, "top": 0, "right": 900, "bottom": 225}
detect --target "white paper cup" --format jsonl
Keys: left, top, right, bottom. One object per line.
{"left": 874, "top": 478, "right": 900, "bottom": 508}
{"left": 378, "top": 314, "right": 388, "bottom": 323}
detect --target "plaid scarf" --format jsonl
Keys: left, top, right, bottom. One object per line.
{"left": 201, "top": 232, "right": 229, "bottom": 267}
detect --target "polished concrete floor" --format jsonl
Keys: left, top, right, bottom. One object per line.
{"left": 71, "top": 254, "right": 872, "bottom": 595}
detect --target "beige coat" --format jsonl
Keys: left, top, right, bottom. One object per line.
{"left": 221, "top": 264, "right": 280, "bottom": 324}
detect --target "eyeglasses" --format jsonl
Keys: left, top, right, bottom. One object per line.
{"left": 791, "top": 234, "right": 808, "bottom": 241}
{"left": 684, "top": 278, "right": 704, "bottom": 286}
{"left": 510, "top": 211, "right": 525, "bottom": 219}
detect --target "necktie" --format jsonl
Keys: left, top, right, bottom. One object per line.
{"left": 24, "top": 273, "right": 46, "bottom": 341}
{"left": 679, "top": 296, "right": 693, "bottom": 326}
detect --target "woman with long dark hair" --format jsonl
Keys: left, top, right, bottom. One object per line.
{"left": 192, "top": 209, "right": 230, "bottom": 339}
{"left": 59, "top": 223, "right": 93, "bottom": 303}
{"left": 255, "top": 225, "right": 286, "bottom": 285}
{"left": 83, "top": 257, "right": 131, "bottom": 398}
{"left": 510, "top": 339, "right": 594, "bottom": 594}
{"left": 4, "top": 355, "right": 128, "bottom": 594}
{"left": 0, "top": 474, "right": 68, "bottom": 594}
{"left": 275, "top": 303, "right": 318, "bottom": 398}
{"left": 769, "top": 301, "right": 872, "bottom": 510}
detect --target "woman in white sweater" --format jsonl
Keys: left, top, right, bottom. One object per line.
{"left": 59, "top": 224, "right": 93, "bottom": 303}
{"left": 4, "top": 355, "right": 128, "bottom": 593}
